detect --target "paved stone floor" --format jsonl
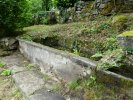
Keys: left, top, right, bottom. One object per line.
{"left": 0, "top": 51, "right": 65, "bottom": 100}
{"left": 1, "top": 51, "right": 133, "bottom": 100}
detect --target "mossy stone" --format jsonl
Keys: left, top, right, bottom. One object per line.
{"left": 100, "top": 2, "right": 114, "bottom": 15}
{"left": 112, "top": 15, "right": 128, "bottom": 31}
{"left": 112, "top": 15, "right": 128, "bottom": 24}
{"left": 118, "top": 31, "right": 133, "bottom": 37}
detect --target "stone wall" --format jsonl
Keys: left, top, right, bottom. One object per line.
{"left": 95, "top": 0, "right": 133, "bottom": 15}
{"left": 117, "top": 36, "right": 133, "bottom": 54}
{"left": 18, "top": 39, "right": 96, "bottom": 82}
{"left": 18, "top": 39, "right": 133, "bottom": 89}
{"left": 58, "top": 0, "right": 133, "bottom": 23}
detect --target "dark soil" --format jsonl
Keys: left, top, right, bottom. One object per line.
{"left": 108, "top": 66, "right": 133, "bottom": 79}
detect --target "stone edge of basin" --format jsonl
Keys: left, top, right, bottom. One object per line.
{"left": 18, "top": 39, "right": 133, "bottom": 88}
{"left": 96, "top": 70, "right": 133, "bottom": 88}
{"left": 18, "top": 39, "right": 97, "bottom": 69}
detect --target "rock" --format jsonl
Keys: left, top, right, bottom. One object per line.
{"left": 29, "top": 91, "right": 65, "bottom": 100}
{"left": 12, "top": 71, "right": 45, "bottom": 96}
{"left": 0, "top": 49, "right": 12, "bottom": 57}
{"left": 117, "top": 31, "right": 133, "bottom": 54}
{"left": 77, "top": 8, "right": 82, "bottom": 11}
{"left": 0, "top": 37, "right": 18, "bottom": 50}
{"left": 75, "top": 1, "right": 86, "bottom": 12}
{"left": 47, "top": 11, "right": 57, "bottom": 25}
{"left": 95, "top": 0, "right": 133, "bottom": 15}
{"left": 112, "top": 15, "right": 128, "bottom": 31}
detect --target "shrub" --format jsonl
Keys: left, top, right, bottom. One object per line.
{"left": 112, "top": 15, "right": 128, "bottom": 31}
{"left": 32, "top": 11, "right": 57, "bottom": 25}
{"left": 0, "top": 0, "right": 30, "bottom": 36}
{"left": 42, "top": 0, "right": 53, "bottom": 11}
{"left": 103, "top": 37, "right": 119, "bottom": 51}
{"left": 98, "top": 49, "right": 125, "bottom": 70}
{"left": 91, "top": 52, "right": 103, "bottom": 61}
{"left": 32, "top": 11, "right": 48, "bottom": 25}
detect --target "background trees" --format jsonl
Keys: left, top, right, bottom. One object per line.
{"left": 0, "top": 0, "right": 80, "bottom": 37}
{"left": 0, "top": 0, "right": 30, "bottom": 36}
{"left": 56, "top": 0, "right": 78, "bottom": 8}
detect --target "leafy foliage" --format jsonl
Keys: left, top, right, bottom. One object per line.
{"left": 68, "top": 80, "right": 79, "bottom": 90}
{"left": 98, "top": 49, "right": 125, "bottom": 70}
{"left": 1, "top": 69, "right": 12, "bottom": 76}
{"left": 28, "top": 0, "right": 43, "bottom": 13}
{"left": 0, "top": 0, "right": 30, "bottom": 35}
{"left": 103, "top": 37, "right": 119, "bottom": 51}
{"left": 42, "top": 0, "right": 53, "bottom": 11}
{"left": 91, "top": 53, "right": 103, "bottom": 61}
{"left": 82, "top": 75, "right": 96, "bottom": 88}
{"left": 68, "top": 75, "right": 97, "bottom": 90}
{"left": 0, "top": 61, "right": 5, "bottom": 68}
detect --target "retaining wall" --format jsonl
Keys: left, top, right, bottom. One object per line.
{"left": 18, "top": 39, "right": 96, "bottom": 81}
{"left": 18, "top": 39, "right": 133, "bottom": 88}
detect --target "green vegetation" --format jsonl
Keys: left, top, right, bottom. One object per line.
{"left": 112, "top": 15, "right": 128, "bottom": 31}
{"left": 67, "top": 76, "right": 121, "bottom": 99}
{"left": 112, "top": 15, "right": 128, "bottom": 24}
{"left": 0, "top": 61, "right": 5, "bottom": 68}
{"left": 91, "top": 52, "right": 103, "bottom": 61}
{"left": 103, "top": 37, "right": 119, "bottom": 51}
{"left": 56, "top": 0, "right": 78, "bottom": 8}
{"left": 51, "top": 83, "right": 62, "bottom": 92}
{"left": 98, "top": 49, "right": 125, "bottom": 70}
{"left": 0, "top": 60, "right": 12, "bottom": 76}
{"left": 1, "top": 69, "right": 12, "bottom": 76}
{"left": 0, "top": 66, "right": 23, "bottom": 100}
{"left": 27, "top": 63, "right": 35, "bottom": 69}
{"left": 68, "top": 75, "right": 96, "bottom": 90}
{"left": 68, "top": 80, "right": 79, "bottom": 90}
{"left": 12, "top": 88, "right": 23, "bottom": 99}
{"left": 118, "top": 31, "right": 133, "bottom": 36}
{"left": 0, "top": 0, "right": 30, "bottom": 36}
{"left": 1, "top": 0, "right": 133, "bottom": 99}
{"left": 21, "top": 20, "right": 118, "bottom": 58}
{"left": 43, "top": 74, "right": 51, "bottom": 81}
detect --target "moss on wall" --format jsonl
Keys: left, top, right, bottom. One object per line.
{"left": 118, "top": 31, "right": 133, "bottom": 37}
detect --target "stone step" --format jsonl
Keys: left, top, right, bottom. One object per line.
{"left": 1, "top": 52, "right": 66, "bottom": 100}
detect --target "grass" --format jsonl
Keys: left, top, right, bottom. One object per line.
{"left": 65, "top": 73, "right": 130, "bottom": 99}
{"left": 68, "top": 80, "right": 79, "bottom": 90}
{"left": 43, "top": 74, "right": 51, "bottom": 81}
{"left": 0, "top": 61, "right": 6, "bottom": 68}
{"left": 66, "top": 76, "right": 130, "bottom": 100}
{"left": 1, "top": 69, "right": 12, "bottom": 76}
{"left": 21, "top": 20, "right": 118, "bottom": 58}
{"left": 0, "top": 66, "right": 24, "bottom": 100}
{"left": 26, "top": 63, "right": 35, "bottom": 69}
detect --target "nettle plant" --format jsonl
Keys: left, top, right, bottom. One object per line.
{"left": 98, "top": 49, "right": 125, "bottom": 70}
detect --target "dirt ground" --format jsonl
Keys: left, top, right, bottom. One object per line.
{"left": 0, "top": 67, "right": 24, "bottom": 100}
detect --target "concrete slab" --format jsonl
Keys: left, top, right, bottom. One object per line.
{"left": 30, "top": 90, "right": 65, "bottom": 100}
{"left": 9, "top": 65, "right": 27, "bottom": 73}
{"left": 12, "top": 71, "right": 45, "bottom": 96}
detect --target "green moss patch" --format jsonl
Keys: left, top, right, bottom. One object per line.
{"left": 112, "top": 15, "right": 128, "bottom": 23}
{"left": 118, "top": 31, "right": 133, "bottom": 37}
